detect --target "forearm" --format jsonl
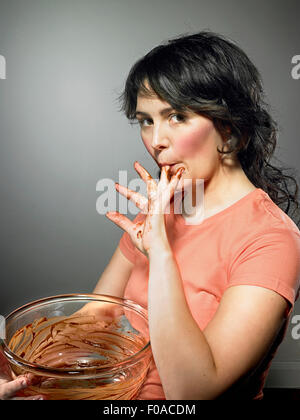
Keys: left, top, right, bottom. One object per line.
{"left": 78, "top": 250, "right": 132, "bottom": 316}
{"left": 93, "top": 247, "right": 133, "bottom": 298}
{"left": 148, "top": 243, "right": 218, "bottom": 400}
{"left": 93, "top": 275, "right": 126, "bottom": 297}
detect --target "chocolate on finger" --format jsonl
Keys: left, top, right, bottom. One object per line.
{"left": 133, "top": 161, "right": 153, "bottom": 181}
{"left": 115, "top": 183, "right": 148, "bottom": 212}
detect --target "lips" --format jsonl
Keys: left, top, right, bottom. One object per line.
{"left": 159, "top": 162, "right": 180, "bottom": 169}
{"left": 159, "top": 163, "right": 185, "bottom": 175}
{"left": 159, "top": 162, "right": 176, "bottom": 167}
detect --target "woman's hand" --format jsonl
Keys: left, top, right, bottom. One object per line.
{"left": 71, "top": 301, "right": 124, "bottom": 323}
{"left": 106, "top": 161, "right": 184, "bottom": 257}
{"left": 0, "top": 347, "right": 44, "bottom": 400}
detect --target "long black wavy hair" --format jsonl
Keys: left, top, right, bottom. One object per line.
{"left": 118, "top": 31, "right": 300, "bottom": 227}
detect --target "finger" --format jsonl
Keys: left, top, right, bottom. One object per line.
{"left": 169, "top": 167, "right": 185, "bottom": 191}
{"left": 133, "top": 162, "right": 158, "bottom": 208}
{"left": 134, "top": 161, "right": 157, "bottom": 192}
{"left": 0, "top": 376, "right": 28, "bottom": 399}
{"left": 12, "top": 395, "right": 45, "bottom": 400}
{"left": 160, "top": 165, "right": 171, "bottom": 184}
{"left": 171, "top": 167, "right": 185, "bottom": 184}
{"left": 24, "top": 373, "right": 41, "bottom": 386}
{"left": 133, "top": 161, "right": 153, "bottom": 182}
{"left": 161, "top": 168, "right": 185, "bottom": 210}
{"left": 115, "top": 183, "right": 148, "bottom": 212}
{"left": 106, "top": 211, "right": 137, "bottom": 235}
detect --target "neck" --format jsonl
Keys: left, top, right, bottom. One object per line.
{"left": 181, "top": 159, "right": 256, "bottom": 221}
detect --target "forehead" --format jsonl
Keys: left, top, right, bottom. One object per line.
{"left": 136, "top": 93, "right": 171, "bottom": 111}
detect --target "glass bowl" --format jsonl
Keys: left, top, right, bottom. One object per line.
{"left": 0, "top": 294, "right": 152, "bottom": 400}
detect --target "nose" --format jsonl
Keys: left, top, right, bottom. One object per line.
{"left": 151, "top": 121, "right": 169, "bottom": 151}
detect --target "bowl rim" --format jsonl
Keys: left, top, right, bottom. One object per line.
{"left": 1, "top": 293, "right": 152, "bottom": 379}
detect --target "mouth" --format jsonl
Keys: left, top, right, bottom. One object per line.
{"left": 160, "top": 163, "right": 185, "bottom": 175}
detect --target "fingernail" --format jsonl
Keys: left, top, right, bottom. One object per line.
{"left": 20, "top": 378, "right": 27, "bottom": 387}
{"left": 176, "top": 168, "right": 185, "bottom": 176}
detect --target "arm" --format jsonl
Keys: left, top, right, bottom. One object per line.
{"left": 106, "top": 162, "right": 290, "bottom": 399}
{"left": 93, "top": 245, "right": 134, "bottom": 297}
{"left": 148, "top": 243, "right": 288, "bottom": 400}
{"left": 76, "top": 245, "right": 134, "bottom": 317}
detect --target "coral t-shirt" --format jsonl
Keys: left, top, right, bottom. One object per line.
{"left": 119, "top": 188, "right": 300, "bottom": 400}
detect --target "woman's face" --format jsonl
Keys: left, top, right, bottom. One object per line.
{"left": 135, "top": 93, "right": 228, "bottom": 188}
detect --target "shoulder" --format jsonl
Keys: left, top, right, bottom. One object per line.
{"left": 225, "top": 190, "right": 300, "bottom": 312}
{"left": 258, "top": 189, "right": 300, "bottom": 234}
{"left": 228, "top": 188, "right": 300, "bottom": 250}
{"left": 228, "top": 189, "right": 300, "bottom": 271}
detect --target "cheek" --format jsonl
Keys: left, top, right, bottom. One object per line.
{"left": 175, "top": 123, "right": 215, "bottom": 157}
{"left": 141, "top": 136, "right": 153, "bottom": 156}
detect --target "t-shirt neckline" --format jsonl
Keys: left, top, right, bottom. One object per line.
{"left": 173, "top": 188, "right": 265, "bottom": 228}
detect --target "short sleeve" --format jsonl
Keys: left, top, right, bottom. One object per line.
{"left": 227, "top": 227, "right": 300, "bottom": 316}
{"left": 118, "top": 212, "right": 146, "bottom": 264}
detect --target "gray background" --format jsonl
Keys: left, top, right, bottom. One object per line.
{"left": 0, "top": 0, "right": 300, "bottom": 388}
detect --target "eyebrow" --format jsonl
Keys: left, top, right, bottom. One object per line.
{"left": 134, "top": 107, "right": 174, "bottom": 118}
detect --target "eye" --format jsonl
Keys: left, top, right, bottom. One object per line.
{"left": 137, "top": 118, "right": 153, "bottom": 127}
{"left": 170, "top": 113, "right": 186, "bottom": 123}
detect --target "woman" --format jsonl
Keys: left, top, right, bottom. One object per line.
{"left": 1, "top": 31, "right": 300, "bottom": 400}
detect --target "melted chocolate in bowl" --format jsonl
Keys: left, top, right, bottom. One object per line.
{"left": 3, "top": 295, "right": 151, "bottom": 400}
